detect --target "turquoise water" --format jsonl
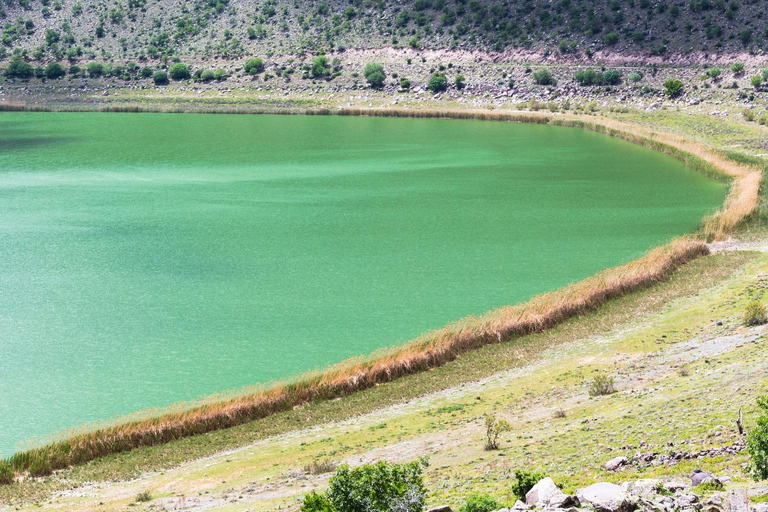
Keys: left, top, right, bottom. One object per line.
{"left": 0, "top": 113, "right": 725, "bottom": 455}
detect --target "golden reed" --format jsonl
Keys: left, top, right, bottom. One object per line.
{"left": 0, "top": 107, "right": 762, "bottom": 480}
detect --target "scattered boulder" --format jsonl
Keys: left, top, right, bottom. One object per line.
{"left": 427, "top": 507, "right": 453, "bottom": 512}
{"left": 577, "top": 482, "right": 636, "bottom": 512}
{"left": 526, "top": 478, "right": 561, "bottom": 506}
{"left": 622, "top": 479, "right": 660, "bottom": 500}
{"left": 691, "top": 469, "right": 722, "bottom": 489}
{"left": 548, "top": 493, "right": 580, "bottom": 509}
{"left": 606, "top": 457, "right": 629, "bottom": 472}
{"left": 511, "top": 500, "right": 531, "bottom": 511}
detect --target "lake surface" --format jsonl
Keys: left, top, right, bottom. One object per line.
{"left": 0, "top": 112, "right": 725, "bottom": 455}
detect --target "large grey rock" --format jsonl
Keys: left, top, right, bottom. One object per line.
{"left": 576, "top": 482, "right": 637, "bottom": 512}
{"left": 526, "top": 478, "right": 561, "bottom": 506}
{"left": 692, "top": 469, "right": 723, "bottom": 490}
{"left": 547, "top": 493, "right": 580, "bottom": 509}
{"left": 605, "top": 457, "right": 629, "bottom": 472}
{"left": 510, "top": 500, "right": 530, "bottom": 511}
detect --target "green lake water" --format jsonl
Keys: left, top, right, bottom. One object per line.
{"left": 0, "top": 112, "right": 725, "bottom": 455}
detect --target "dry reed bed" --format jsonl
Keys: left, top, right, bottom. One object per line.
{"left": 0, "top": 107, "right": 762, "bottom": 481}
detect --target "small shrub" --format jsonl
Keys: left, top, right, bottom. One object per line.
{"left": 532, "top": 67, "right": 555, "bottom": 86}
{"left": 588, "top": 374, "right": 616, "bottom": 396}
{"left": 427, "top": 73, "right": 447, "bottom": 93}
{"left": 678, "top": 367, "right": 691, "bottom": 377}
{"left": 304, "top": 458, "right": 337, "bottom": 475}
{"left": 311, "top": 55, "right": 330, "bottom": 78}
{"left": 244, "top": 57, "right": 264, "bottom": 74}
{"left": 460, "top": 493, "right": 499, "bottom": 512}
{"left": 706, "top": 66, "right": 721, "bottom": 80}
{"left": 748, "top": 395, "right": 768, "bottom": 480}
{"left": 152, "top": 70, "right": 168, "bottom": 85}
{"left": 136, "top": 490, "right": 152, "bottom": 503}
{"left": 484, "top": 413, "right": 511, "bottom": 450}
{"left": 140, "top": 66, "right": 153, "bottom": 78}
{"left": 168, "top": 63, "right": 190, "bottom": 80}
{"left": 213, "top": 68, "right": 228, "bottom": 81}
{"left": 731, "top": 62, "right": 745, "bottom": 74}
{"left": 627, "top": 72, "right": 642, "bottom": 83}
{"left": 400, "top": 77, "right": 411, "bottom": 90}
{"left": 553, "top": 408, "right": 566, "bottom": 418}
{"left": 455, "top": 74, "right": 466, "bottom": 90}
{"left": 511, "top": 470, "right": 545, "bottom": 500}
{"left": 664, "top": 79, "right": 684, "bottom": 97}
{"left": 0, "top": 461, "right": 13, "bottom": 485}
{"left": 603, "top": 69, "right": 621, "bottom": 85}
{"left": 751, "top": 75, "right": 763, "bottom": 88}
{"left": 574, "top": 68, "right": 602, "bottom": 86}
{"left": 743, "top": 109, "right": 756, "bottom": 122}
{"left": 4, "top": 57, "right": 34, "bottom": 79}
{"left": 200, "top": 69, "right": 215, "bottom": 82}
{"left": 744, "top": 301, "right": 767, "bottom": 326}
{"left": 363, "top": 62, "right": 385, "bottom": 88}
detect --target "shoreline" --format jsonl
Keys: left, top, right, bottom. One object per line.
{"left": 0, "top": 107, "right": 763, "bottom": 481}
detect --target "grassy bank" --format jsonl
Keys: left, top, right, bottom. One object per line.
{"left": 0, "top": 107, "right": 762, "bottom": 484}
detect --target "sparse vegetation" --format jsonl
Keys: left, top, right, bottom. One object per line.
{"left": 744, "top": 301, "right": 767, "bottom": 326}
{"left": 747, "top": 395, "right": 768, "bottom": 481}
{"left": 588, "top": 374, "right": 616, "bottom": 396}
{"left": 135, "top": 490, "right": 152, "bottom": 503}
{"left": 483, "top": 413, "right": 511, "bottom": 450}
{"left": 460, "top": 493, "right": 500, "bottom": 512}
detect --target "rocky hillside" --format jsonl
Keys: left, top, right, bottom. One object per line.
{"left": 0, "top": 0, "right": 767, "bottom": 63}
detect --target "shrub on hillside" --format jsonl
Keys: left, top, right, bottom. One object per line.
{"left": 731, "top": 62, "right": 745, "bottom": 74}
{"left": 706, "top": 66, "right": 721, "bottom": 80}
{"left": 664, "top": 79, "right": 684, "bottom": 97}
{"left": 588, "top": 374, "right": 616, "bottom": 396}
{"left": 311, "top": 55, "right": 330, "bottom": 78}
{"left": 200, "top": 69, "right": 215, "bottom": 82}
{"left": 455, "top": 74, "right": 466, "bottom": 89}
{"left": 400, "top": 77, "right": 411, "bottom": 90}
{"left": 460, "top": 493, "right": 499, "bottom": 512}
{"left": 168, "top": 63, "right": 190, "bottom": 80}
{"left": 427, "top": 73, "right": 447, "bottom": 92}
{"left": 45, "top": 62, "right": 65, "bottom": 79}
{"left": 86, "top": 62, "right": 104, "bottom": 77}
{"left": 244, "top": 57, "right": 264, "bottom": 74}
{"left": 747, "top": 395, "right": 768, "bottom": 480}
{"left": 301, "top": 459, "right": 428, "bottom": 512}
{"left": 484, "top": 413, "right": 511, "bottom": 450}
{"left": 574, "top": 68, "right": 602, "bottom": 86}
{"left": 603, "top": 69, "right": 621, "bottom": 85}
{"left": 511, "top": 470, "right": 546, "bottom": 500}
{"left": 152, "top": 70, "right": 168, "bottom": 85}
{"left": 627, "top": 72, "right": 643, "bottom": 83}
{"left": 744, "top": 301, "right": 767, "bottom": 326}
{"left": 363, "top": 62, "right": 385, "bottom": 88}
{"left": 532, "top": 67, "right": 555, "bottom": 86}
{"left": 751, "top": 75, "right": 763, "bottom": 88}
{"left": 140, "top": 66, "right": 153, "bottom": 78}
{"left": 4, "top": 56, "right": 34, "bottom": 79}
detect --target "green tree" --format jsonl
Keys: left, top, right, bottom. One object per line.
{"left": 664, "top": 79, "right": 684, "bottom": 97}
{"left": 168, "top": 63, "right": 190, "bottom": 80}
{"left": 311, "top": 55, "right": 330, "bottom": 78}
{"left": 532, "top": 67, "right": 555, "bottom": 85}
{"left": 748, "top": 395, "right": 768, "bottom": 480}
{"left": 574, "top": 68, "right": 603, "bottom": 86}
{"left": 152, "top": 70, "right": 168, "bottom": 85}
{"left": 603, "top": 69, "right": 621, "bottom": 85}
{"left": 45, "top": 61, "right": 65, "bottom": 79}
{"left": 4, "top": 56, "right": 34, "bottom": 79}
{"left": 363, "top": 62, "right": 385, "bottom": 88}
{"left": 244, "top": 57, "right": 264, "bottom": 74}
{"left": 455, "top": 74, "right": 466, "bottom": 89}
{"left": 325, "top": 460, "right": 428, "bottom": 512}
{"left": 427, "top": 73, "right": 447, "bottom": 92}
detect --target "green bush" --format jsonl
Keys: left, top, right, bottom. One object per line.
{"left": 85, "top": 62, "right": 104, "bottom": 78}
{"left": 744, "top": 301, "right": 767, "bottom": 326}
{"left": 751, "top": 75, "right": 763, "bottom": 88}
{"left": 748, "top": 395, "right": 768, "bottom": 480}
{"left": 603, "top": 69, "right": 621, "bottom": 85}
{"left": 400, "top": 77, "right": 411, "bottom": 90}
{"left": 135, "top": 490, "right": 152, "bottom": 503}
{"left": 140, "top": 67, "right": 153, "bottom": 78}
{"left": 244, "top": 57, "right": 264, "bottom": 74}
{"left": 363, "top": 62, "right": 385, "bottom": 88}
{"left": 664, "top": 79, "right": 684, "bottom": 97}
{"left": 731, "top": 62, "right": 745, "bottom": 74}
{"left": 0, "top": 461, "right": 13, "bottom": 485}
{"left": 213, "top": 68, "right": 228, "bottom": 80}
{"left": 4, "top": 56, "right": 34, "bottom": 79}
{"left": 152, "top": 70, "right": 168, "bottom": 85}
{"left": 588, "top": 374, "right": 616, "bottom": 396}
{"left": 168, "top": 63, "right": 190, "bottom": 80}
{"left": 311, "top": 55, "right": 330, "bottom": 78}
{"left": 200, "top": 69, "right": 215, "bottom": 82}
{"left": 302, "top": 459, "right": 428, "bottom": 512}
{"left": 511, "top": 470, "right": 545, "bottom": 500}
{"left": 627, "top": 72, "right": 643, "bottom": 83}
{"left": 706, "top": 66, "right": 721, "bottom": 80}
{"left": 532, "top": 67, "right": 555, "bottom": 86}
{"left": 484, "top": 413, "right": 511, "bottom": 450}
{"left": 574, "top": 68, "right": 602, "bottom": 86}
{"left": 427, "top": 73, "right": 447, "bottom": 92}
{"left": 301, "top": 491, "right": 337, "bottom": 512}
{"left": 455, "top": 74, "right": 466, "bottom": 90}
{"left": 45, "top": 61, "right": 65, "bottom": 79}
{"left": 460, "top": 493, "right": 499, "bottom": 512}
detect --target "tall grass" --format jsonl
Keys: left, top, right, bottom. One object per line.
{"left": 3, "top": 237, "right": 708, "bottom": 479}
